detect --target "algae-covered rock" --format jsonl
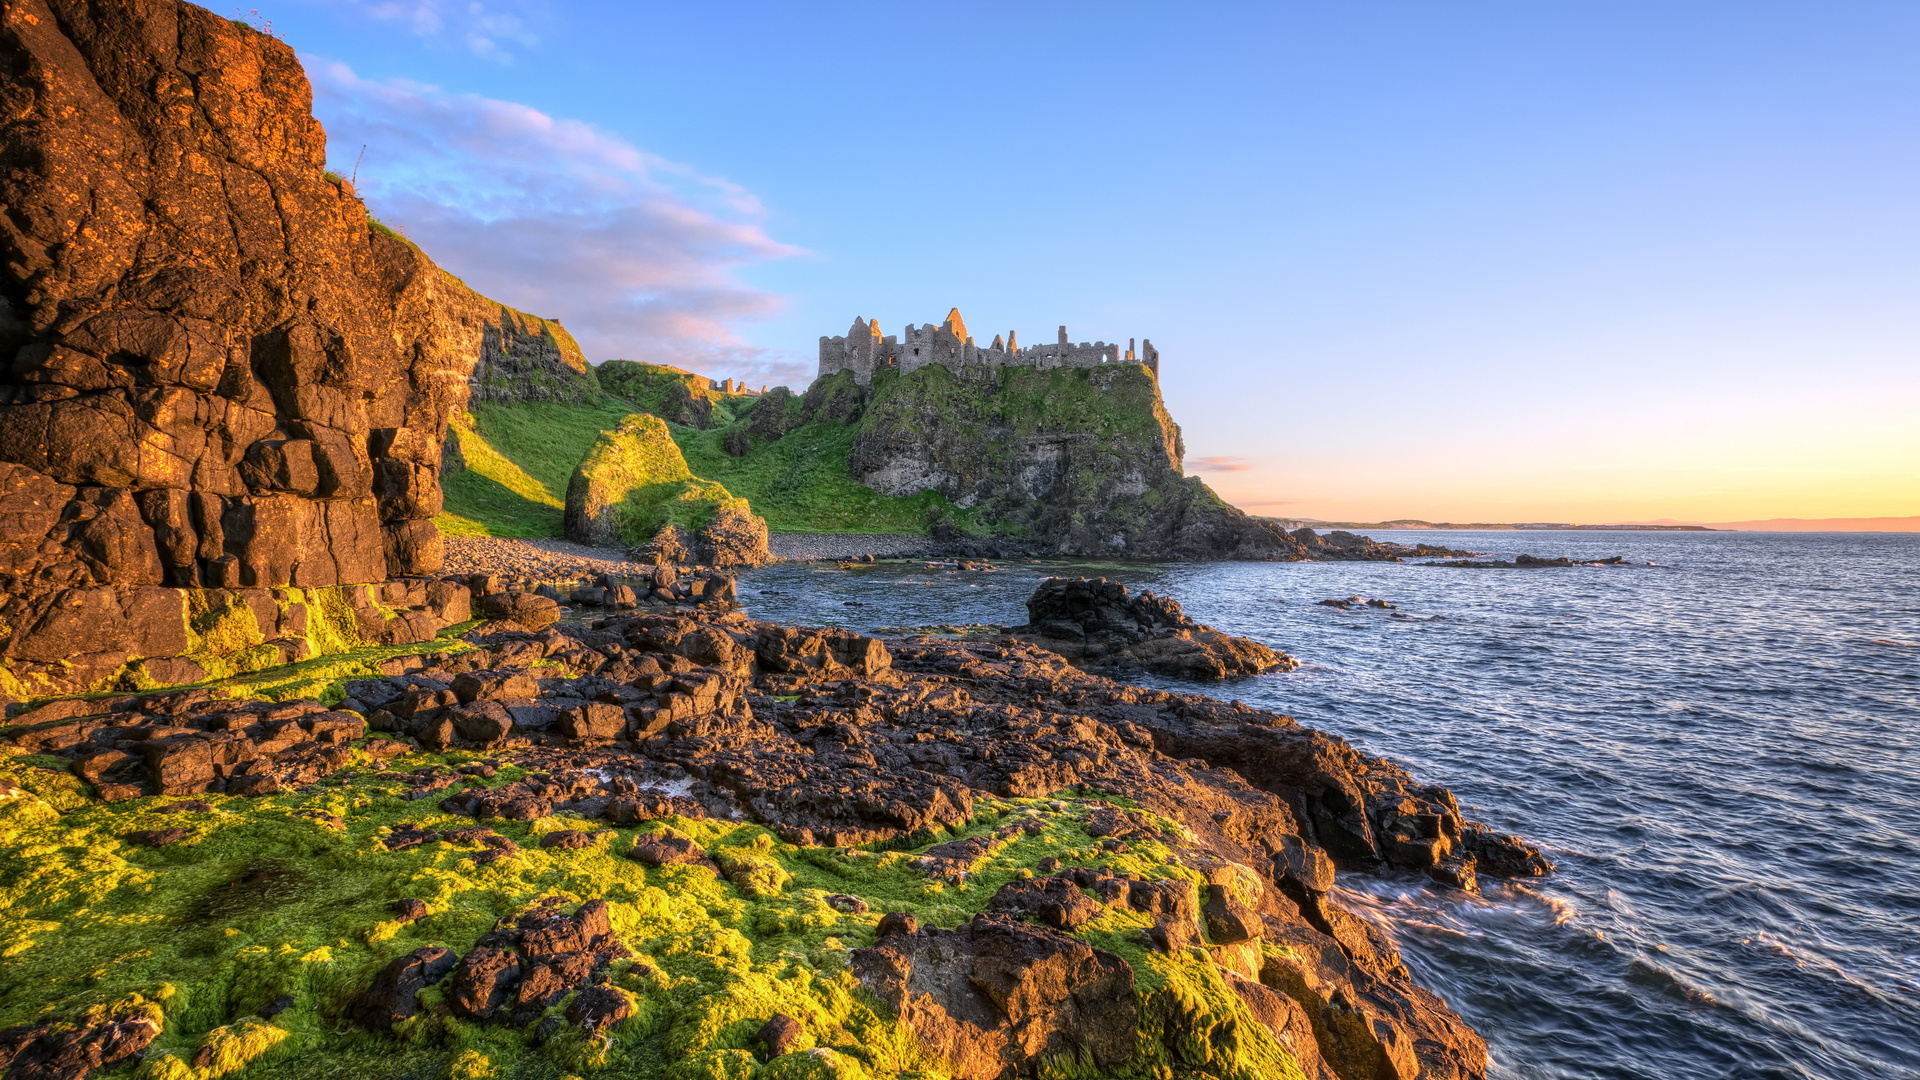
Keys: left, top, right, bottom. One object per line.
{"left": 0, "top": 608, "right": 1542, "bottom": 1080}
{"left": 564, "top": 414, "right": 769, "bottom": 565}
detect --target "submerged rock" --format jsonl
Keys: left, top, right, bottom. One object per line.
{"left": 1428, "top": 554, "right": 1629, "bottom": 568}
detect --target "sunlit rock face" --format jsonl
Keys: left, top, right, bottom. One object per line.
{"left": 0, "top": 0, "right": 588, "bottom": 692}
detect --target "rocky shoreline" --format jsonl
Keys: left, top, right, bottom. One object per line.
{"left": 766, "top": 533, "right": 942, "bottom": 561}
{"left": 0, "top": 569, "right": 1550, "bottom": 1080}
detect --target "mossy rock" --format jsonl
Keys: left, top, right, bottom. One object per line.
{"left": 0, "top": 739, "right": 1322, "bottom": 1080}
{"left": 564, "top": 414, "right": 768, "bottom": 562}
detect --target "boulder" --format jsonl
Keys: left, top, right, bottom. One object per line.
{"left": 1013, "top": 577, "right": 1293, "bottom": 678}
{"left": 451, "top": 669, "right": 540, "bottom": 704}
{"left": 628, "top": 833, "right": 706, "bottom": 867}
{"left": 986, "top": 875, "right": 1104, "bottom": 931}
{"left": 0, "top": 1012, "right": 159, "bottom": 1080}
{"left": 558, "top": 702, "right": 625, "bottom": 742}
{"left": 756, "top": 1014, "right": 804, "bottom": 1057}
{"left": 852, "top": 914, "right": 1135, "bottom": 1080}
{"left": 479, "top": 592, "right": 561, "bottom": 631}
{"left": 351, "top": 947, "right": 457, "bottom": 1029}
{"left": 446, "top": 899, "right": 629, "bottom": 1024}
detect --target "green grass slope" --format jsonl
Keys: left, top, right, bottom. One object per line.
{"left": 674, "top": 423, "right": 964, "bottom": 536}
{"left": 597, "top": 361, "right": 752, "bottom": 429}
{"left": 437, "top": 384, "right": 959, "bottom": 539}
{"left": 437, "top": 400, "right": 638, "bottom": 538}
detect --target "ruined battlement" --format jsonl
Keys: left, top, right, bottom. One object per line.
{"left": 817, "top": 308, "right": 1159, "bottom": 386}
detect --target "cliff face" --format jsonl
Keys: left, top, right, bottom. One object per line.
{"left": 0, "top": 0, "right": 577, "bottom": 692}
{"left": 464, "top": 304, "right": 596, "bottom": 407}
{"left": 840, "top": 363, "right": 1307, "bottom": 559}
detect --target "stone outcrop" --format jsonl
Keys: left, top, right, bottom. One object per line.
{"left": 0, "top": 0, "right": 586, "bottom": 695}
{"left": 464, "top": 310, "right": 596, "bottom": 407}
{"left": 851, "top": 913, "right": 1136, "bottom": 1080}
{"left": 0, "top": 573, "right": 473, "bottom": 699}
{"left": 564, "top": 415, "right": 693, "bottom": 548}
{"left": 629, "top": 509, "right": 768, "bottom": 569}
{"left": 563, "top": 414, "right": 769, "bottom": 567}
{"left": 1009, "top": 576, "right": 1295, "bottom": 678}
{"left": 843, "top": 362, "right": 1308, "bottom": 559}
{"left": 730, "top": 359, "right": 1329, "bottom": 560}
{"left": 594, "top": 360, "right": 746, "bottom": 430}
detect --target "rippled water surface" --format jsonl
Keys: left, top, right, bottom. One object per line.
{"left": 737, "top": 531, "right": 1920, "bottom": 1080}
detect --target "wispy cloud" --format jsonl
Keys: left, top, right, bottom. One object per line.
{"left": 1188, "top": 456, "right": 1255, "bottom": 473}
{"left": 309, "top": 61, "right": 808, "bottom": 386}
{"left": 312, "top": 0, "right": 541, "bottom": 62}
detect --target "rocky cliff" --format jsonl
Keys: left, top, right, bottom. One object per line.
{"left": 0, "top": 0, "right": 580, "bottom": 692}
{"left": 737, "top": 363, "right": 1312, "bottom": 558}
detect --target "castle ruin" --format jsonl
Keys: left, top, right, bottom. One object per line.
{"left": 817, "top": 308, "right": 1159, "bottom": 386}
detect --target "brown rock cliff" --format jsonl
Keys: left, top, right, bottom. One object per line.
{"left": 0, "top": 0, "right": 586, "bottom": 689}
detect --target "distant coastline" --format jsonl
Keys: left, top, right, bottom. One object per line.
{"left": 1263, "top": 516, "right": 1920, "bottom": 533}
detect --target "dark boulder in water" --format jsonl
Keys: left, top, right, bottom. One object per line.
{"left": 1010, "top": 576, "right": 1294, "bottom": 678}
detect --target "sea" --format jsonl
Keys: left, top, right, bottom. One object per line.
{"left": 735, "top": 530, "right": 1920, "bottom": 1080}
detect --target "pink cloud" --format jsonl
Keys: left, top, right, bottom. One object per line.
{"left": 1188, "top": 456, "right": 1255, "bottom": 473}
{"left": 308, "top": 61, "right": 810, "bottom": 386}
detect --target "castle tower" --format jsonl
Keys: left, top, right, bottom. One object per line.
{"left": 1142, "top": 339, "right": 1159, "bottom": 377}
{"left": 942, "top": 307, "right": 969, "bottom": 344}
{"left": 847, "top": 315, "right": 884, "bottom": 383}
{"left": 1058, "top": 325, "right": 1069, "bottom": 346}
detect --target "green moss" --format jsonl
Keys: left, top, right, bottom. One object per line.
{"left": 206, "top": 621, "right": 482, "bottom": 706}
{"left": 0, "top": 771, "right": 1299, "bottom": 1080}
{"left": 569, "top": 413, "right": 755, "bottom": 546}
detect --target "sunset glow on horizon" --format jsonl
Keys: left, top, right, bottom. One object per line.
{"left": 284, "top": 0, "right": 1918, "bottom": 526}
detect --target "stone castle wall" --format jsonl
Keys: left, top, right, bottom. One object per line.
{"left": 817, "top": 309, "right": 1159, "bottom": 386}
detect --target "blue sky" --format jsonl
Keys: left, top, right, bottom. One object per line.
{"left": 275, "top": 0, "right": 1919, "bottom": 522}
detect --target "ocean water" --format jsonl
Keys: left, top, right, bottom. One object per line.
{"left": 736, "top": 531, "right": 1920, "bottom": 1080}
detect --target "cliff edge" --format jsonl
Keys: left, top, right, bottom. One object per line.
{"left": 713, "top": 362, "right": 1309, "bottom": 558}
{"left": 0, "top": 0, "right": 586, "bottom": 693}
